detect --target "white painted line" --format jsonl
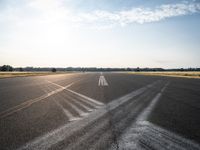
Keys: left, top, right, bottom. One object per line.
{"left": 98, "top": 76, "right": 102, "bottom": 86}
{"left": 0, "top": 82, "right": 74, "bottom": 119}
{"left": 98, "top": 74, "right": 108, "bottom": 86}
{"left": 102, "top": 76, "right": 108, "bottom": 86}
{"left": 63, "top": 99, "right": 89, "bottom": 117}
{"left": 46, "top": 81, "right": 66, "bottom": 89}
{"left": 67, "top": 89, "right": 104, "bottom": 106}
{"left": 71, "top": 95, "right": 101, "bottom": 109}
{"left": 137, "top": 82, "right": 169, "bottom": 122}
{"left": 18, "top": 81, "right": 158, "bottom": 150}
{"left": 47, "top": 80, "right": 104, "bottom": 106}
{"left": 54, "top": 100, "right": 81, "bottom": 121}
{"left": 70, "top": 98, "right": 93, "bottom": 112}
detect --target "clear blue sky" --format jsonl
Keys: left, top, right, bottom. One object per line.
{"left": 0, "top": 0, "right": 200, "bottom": 68}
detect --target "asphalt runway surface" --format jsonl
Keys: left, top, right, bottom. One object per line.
{"left": 0, "top": 72, "right": 200, "bottom": 150}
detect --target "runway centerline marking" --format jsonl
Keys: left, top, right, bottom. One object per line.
{"left": 98, "top": 73, "right": 108, "bottom": 86}
{"left": 0, "top": 82, "right": 74, "bottom": 119}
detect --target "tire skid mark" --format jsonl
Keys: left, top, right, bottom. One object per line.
{"left": 68, "top": 92, "right": 148, "bottom": 150}
{"left": 88, "top": 128, "right": 114, "bottom": 150}
{"left": 67, "top": 117, "right": 109, "bottom": 150}
{"left": 18, "top": 80, "right": 160, "bottom": 150}
{"left": 128, "top": 121, "right": 200, "bottom": 150}
{"left": 55, "top": 90, "right": 148, "bottom": 149}
{"left": 74, "top": 82, "right": 162, "bottom": 150}
{"left": 137, "top": 121, "right": 200, "bottom": 150}
{"left": 91, "top": 103, "right": 144, "bottom": 150}
{"left": 0, "top": 83, "right": 74, "bottom": 119}
{"left": 95, "top": 84, "right": 162, "bottom": 150}
{"left": 109, "top": 83, "right": 166, "bottom": 150}
{"left": 112, "top": 82, "right": 200, "bottom": 150}
{"left": 63, "top": 87, "right": 154, "bottom": 150}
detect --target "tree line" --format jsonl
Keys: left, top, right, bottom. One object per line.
{"left": 0, "top": 65, "right": 200, "bottom": 72}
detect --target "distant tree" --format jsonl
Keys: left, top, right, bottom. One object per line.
{"left": 51, "top": 68, "right": 57, "bottom": 72}
{"left": 136, "top": 67, "right": 140, "bottom": 72}
{"left": 19, "top": 67, "right": 24, "bottom": 72}
{"left": 126, "top": 68, "right": 132, "bottom": 71}
{"left": 0, "top": 65, "right": 13, "bottom": 71}
{"left": 1, "top": 65, "right": 7, "bottom": 71}
{"left": 9, "top": 66, "right": 13, "bottom": 71}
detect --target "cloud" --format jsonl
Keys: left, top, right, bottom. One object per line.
{"left": 0, "top": 0, "right": 200, "bottom": 30}
{"left": 77, "top": 2, "right": 200, "bottom": 26}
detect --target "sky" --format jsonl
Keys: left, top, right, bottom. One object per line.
{"left": 0, "top": 0, "right": 200, "bottom": 68}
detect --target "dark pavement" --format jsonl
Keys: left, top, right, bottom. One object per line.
{"left": 0, "top": 72, "right": 200, "bottom": 150}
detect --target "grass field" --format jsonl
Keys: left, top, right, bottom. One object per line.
{"left": 1, "top": 71, "right": 200, "bottom": 79}
{"left": 0, "top": 72, "right": 70, "bottom": 79}
{"left": 129, "top": 71, "right": 200, "bottom": 79}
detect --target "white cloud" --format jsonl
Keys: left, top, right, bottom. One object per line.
{"left": 78, "top": 2, "right": 200, "bottom": 26}
{"left": 0, "top": 0, "right": 200, "bottom": 29}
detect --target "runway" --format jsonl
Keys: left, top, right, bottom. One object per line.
{"left": 0, "top": 72, "right": 200, "bottom": 150}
